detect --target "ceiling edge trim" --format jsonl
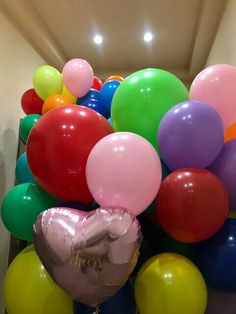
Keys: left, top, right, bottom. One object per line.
{"left": 0, "top": 0, "right": 68, "bottom": 70}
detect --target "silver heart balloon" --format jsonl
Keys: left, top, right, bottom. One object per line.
{"left": 33, "top": 207, "right": 141, "bottom": 307}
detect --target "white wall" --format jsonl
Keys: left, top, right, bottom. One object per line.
{"left": 0, "top": 10, "right": 44, "bottom": 313}
{"left": 207, "top": 0, "right": 236, "bottom": 66}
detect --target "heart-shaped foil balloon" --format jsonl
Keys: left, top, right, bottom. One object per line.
{"left": 33, "top": 207, "right": 141, "bottom": 307}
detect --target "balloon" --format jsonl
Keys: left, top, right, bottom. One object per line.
{"left": 194, "top": 218, "right": 236, "bottom": 292}
{"left": 42, "top": 94, "right": 72, "bottom": 114}
{"left": 33, "top": 207, "right": 141, "bottom": 306}
{"left": 107, "top": 117, "right": 112, "bottom": 126}
{"left": 208, "top": 140, "right": 236, "bottom": 212}
{"left": 158, "top": 101, "right": 224, "bottom": 170}
{"left": 27, "top": 105, "right": 113, "bottom": 202}
{"left": 144, "top": 161, "right": 170, "bottom": 214}
{"left": 225, "top": 122, "right": 236, "bottom": 142}
{"left": 86, "top": 132, "right": 162, "bottom": 215}
{"left": 134, "top": 253, "right": 207, "bottom": 314}
{"left": 105, "top": 75, "right": 124, "bottom": 83}
{"left": 80, "top": 99, "right": 109, "bottom": 118}
{"left": 142, "top": 215, "right": 194, "bottom": 260}
{"left": 154, "top": 168, "right": 229, "bottom": 243}
{"left": 19, "top": 114, "right": 41, "bottom": 144}
{"left": 33, "top": 65, "right": 63, "bottom": 100}
{"left": 3, "top": 245, "right": 73, "bottom": 314}
{"left": 100, "top": 80, "right": 120, "bottom": 115}
{"left": 111, "top": 68, "right": 189, "bottom": 151}
{"left": 73, "top": 282, "right": 136, "bottom": 314}
{"left": 190, "top": 64, "right": 236, "bottom": 128}
{"left": 77, "top": 88, "right": 101, "bottom": 104}
{"left": 62, "top": 58, "right": 94, "bottom": 97}
{"left": 62, "top": 85, "right": 77, "bottom": 103}
{"left": 21, "top": 88, "right": 44, "bottom": 115}
{"left": 91, "top": 76, "right": 103, "bottom": 91}
{"left": 1, "top": 182, "right": 57, "bottom": 241}
{"left": 15, "top": 152, "right": 35, "bottom": 184}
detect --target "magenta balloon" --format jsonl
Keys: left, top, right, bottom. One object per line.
{"left": 158, "top": 101, "right": 224, "bottom": 170}
{"left": 62, "top": 59, "right": 94, "bottom": 97}
{"left": 86, "top": 132, "right": 162, "bottom": 215}
{"left": 33, "top": 207, "right": 141, "bottom": 307}
{"left": 190, "top": 64, "right": 236, "bottom": 128}
{"left": 209, "top": 140, "right": 236, "bottom": 212}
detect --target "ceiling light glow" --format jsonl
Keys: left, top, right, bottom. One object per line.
{"left": 144, "top": 32, "right": 153, "bottom": 42}
{"left": 93, "top": 35, "right": 103, "bottom": 45}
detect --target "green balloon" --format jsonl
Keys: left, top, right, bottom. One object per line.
{"left": 111, "top": 68, "right": 189, "bottom": 152}
{"left": 1, "top": 183, "right": 58, "bottom": 241}
{"left": 19, "top": 114, "right": 41, "bottom": 144}
{"left": 33, "top": 65, "right": 63, "bottom": 100}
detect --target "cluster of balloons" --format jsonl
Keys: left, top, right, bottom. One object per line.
{"left": 2, "top": 60, "right": 236, "bottom": 314}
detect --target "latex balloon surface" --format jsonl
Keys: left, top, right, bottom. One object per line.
{"left": 3, "top": 245, "right": 73, "bottom": 314}
{"left": 135, "top": 253, "right": 207, "bottom": 314}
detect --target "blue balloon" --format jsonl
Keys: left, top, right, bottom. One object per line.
{"left": 194, "top": 218, "right": 236, "bottom": 292}
{"left": 107, "top": 117, "right": 113, "bottom": 126}
{"left": 73, "top": 282, "right": 136, "bottom": 314}
{"left": 15, "top": 152, "right": 35, "bottom": 184}
{"left": 101, "top": 80, "right": 120, "bottom": 115}
{"left": 77, "top": 89, "right": 100, "bottom": 104}
{"left": 80, "top": 99, "right": 109, "bottom": 118}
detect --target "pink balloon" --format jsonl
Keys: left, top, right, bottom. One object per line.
{"left": 86, "top": 132, "right": 162, "bottom": 215}
{"left": 62, "top": 58, "right": 94, "bottom": 97}
{"left": 190, "top": 64, "right": 236, "bottom": 128}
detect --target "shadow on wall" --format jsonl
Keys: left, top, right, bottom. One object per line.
{"left": 0, "top": 128, "right": 18, "bottom": 201}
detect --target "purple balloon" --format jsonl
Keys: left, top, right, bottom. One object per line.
{"left": 158, "top": 101, "right": 224, "bottom": 170}
{"left": 209, "top": 140, "right": 236, "bottom": 212}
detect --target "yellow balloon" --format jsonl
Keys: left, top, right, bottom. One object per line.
{"left": 3, "top": 245, "right": 73, "bottom": 314}
{"left": 135, "top": 253, "right": 207, "bottom": 314}
{"left": 62, "top": 85, "right": 77, "bottom": 103}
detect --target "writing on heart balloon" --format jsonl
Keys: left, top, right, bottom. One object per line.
{"left": 33, "top": 207, "right": 142, "bottom": 307}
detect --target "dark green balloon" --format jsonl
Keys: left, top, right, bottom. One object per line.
{"left": 111, "top": 68, "right": 189, "bottom": 152}
{"left": 19, "top": 114, "right": 41, "bottom": 144}
{"left": 1, "top": 182, "right": 57, "bottom": 241}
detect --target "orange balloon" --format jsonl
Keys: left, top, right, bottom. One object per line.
{"left": 105, "top": 75, "right": 125, "bottom": 83}
{"left": 225, "top": 122, "right": 236, "bottom": 142}
{"left": 42, "top": 94, "right": 72, "bottom": 114}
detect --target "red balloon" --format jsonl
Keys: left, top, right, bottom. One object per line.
{"left": 27, "top": 106, "right": 113, "bottom": 202}
{"left": 91, "top": 76, "right": 103, "bottom": 91}
{"left": 21, "top": 88, "right": 44, "bottom": 115}
{"left": 153, "top": 168, "right": 229, "bottom": 243}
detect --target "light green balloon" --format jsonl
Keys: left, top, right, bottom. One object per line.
{"left": 111, "top": 68, "right": 189, "bottom": 152}
{"left": 33, "top": 65, "right": 63, "bottom": 100}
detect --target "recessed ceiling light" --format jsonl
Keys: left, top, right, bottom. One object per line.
{"left": 143, "top": 32, "right": 153, "bottom": 42}
{"left": 93, "top": 35, "right": 103, "bottom": 45}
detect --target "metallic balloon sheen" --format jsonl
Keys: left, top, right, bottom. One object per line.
{"left": 33, "top": 207, "right": 141, "bottom": 307}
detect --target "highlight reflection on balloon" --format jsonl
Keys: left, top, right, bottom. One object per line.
{"left": 33, "top": 207, "right": 142, "bottom": 306}
{"left": 86, "top": 132, "right": 162, "bottom": 215}
{"left": 154, "top": 168, "right": 229, "bottom": 243}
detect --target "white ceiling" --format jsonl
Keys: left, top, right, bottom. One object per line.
{"left": 0, "top": 0, "right": 227, "bottom": 82}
